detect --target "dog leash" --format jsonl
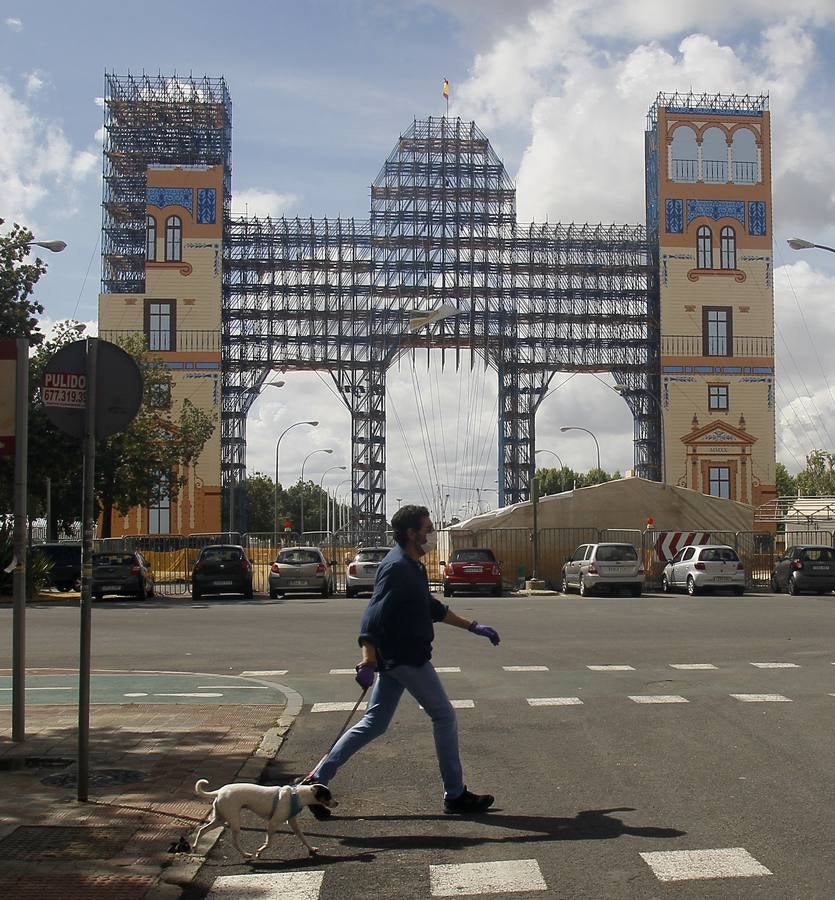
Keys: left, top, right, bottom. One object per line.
{"left": 306, "top": 686, "right": 368, "bottom": 779}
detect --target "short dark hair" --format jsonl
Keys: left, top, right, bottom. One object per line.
{"left": 391, "top": 505, "right": 430, "bottom": 547}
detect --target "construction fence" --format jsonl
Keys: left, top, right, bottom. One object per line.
{"left": 84, "top": 527, "right": 835, "bottom": 595}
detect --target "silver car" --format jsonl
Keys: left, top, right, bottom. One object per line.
{"left": 561, "top": 543, "right": 644, "bottom": 596}
{"left": 345, "top": 547, "right": 389, "bottom": 597}
{"left": 662, "top": 544, "right": 745, "bottom": 596}
{"left": 268, "top": 546, "right": 335, "bottom": 598}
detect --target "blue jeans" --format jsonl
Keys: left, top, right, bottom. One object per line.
{"left": 313, "top": 661, "right": 465, "bottom": 800}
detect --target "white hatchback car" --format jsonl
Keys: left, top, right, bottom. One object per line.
{"left": 661, "top": 544, "right": 745, "bottom": 596}
{"left": 561, "top": 543, "right": 645, "bottom": 596}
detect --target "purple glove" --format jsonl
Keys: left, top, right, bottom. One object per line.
{"left": 468, "top": 621, "right": 500, "bottom": 646}
{"left": 355, "top": 662, "right": 376, "bottom": 689}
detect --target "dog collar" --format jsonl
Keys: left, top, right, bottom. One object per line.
{"left": 272, "top": 786, "right": 302, "bottom": 820}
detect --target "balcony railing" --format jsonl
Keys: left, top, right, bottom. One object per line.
{"left": 662, "top": 334, "right": 773, "bottom": 358}
{"left": 98, "top": 329, "right": 220, "bottom": 352}
{"left": 671, "top": 158, "right": 698, "bottom": 182}
{"left": 732, "top": 160, "right": 758, "bottom": 183}
{"left": 670, "top": 159, "right": 759, "bottom": 184}
{"left": 703, "top": 159, "right": 727, "bottom": 183}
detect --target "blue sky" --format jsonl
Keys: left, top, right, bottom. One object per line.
{"left": 3, "top": 1, "right": 835, "bottom": 518}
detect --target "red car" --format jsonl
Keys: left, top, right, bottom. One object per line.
{"left": 441, "top": 548, "right": 502, "bottom": 597}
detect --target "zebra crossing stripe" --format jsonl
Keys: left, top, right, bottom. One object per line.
{"left": 750, "top": 662, "right": 800, "bottom": 668}
{"left": 430, "top": 859, "right": 547, "bottom": 896}
{"left": 527, "top": 697, "right": 583, "bottom": 706}
{"left": 670, "top": 663, "right": 718, "bottom": 670}
{"left": 311, "top": 701, "right": 368, "bottom": 712}
{"left": 435, "top": 667, "right": 462, "bottom": 673}
{"left": 588, "top": 665, "right": 635, "bottom": 671}
{"left": 639, "top": 848, "right": 772, "bottom": 882}
{"left": 730, "top": 694, "right": 792, "bottom": 702}
{"left": 419, "top": 700, "right": 474, "bottom": 710}
{"left": 206, "top": 870, "right": 324, "bottom": 898}
{"left": 629, "top": 695, "right": 689, "bottom": 703}
{"left": 503, "top": 666, "right": 550, "bottom": 672}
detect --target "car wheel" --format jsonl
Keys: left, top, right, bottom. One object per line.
{"left": 630, "top": 585, "right": 642, "bottom": 597}
{"left": 733, "top": 587, "right": 744, "bottom": 596}
{"left": 686, "top": 576, "right": 700, "bottom": 596}
{"left": 243, "top": 584, "right": 254, "bottom": 599}
{"left": 345, "top": 587, "right": 355, "bottom": 598}
{"left": 579, "top": 577, "right": 592, "bottom": 597}
{"left": 146, "top": 583, "right": 155, "bottom": 599}
{"left": 492, "top": 584, "right": 502, "bottom": 596}
{"left": 192, "top": 587, "right": 202, "bottom": 601}
{"left": 769, "top": 575, "right": 778, "bottom": 592}
{"left": 136, "top": 580, "right": 146, "bottom": 601}
{"left": 443, "top": 581, "right": 452, "bottom": 598}
{"left": 661, "top": 574, "right": 671, "bottom": 593}
{"left": 269, "top": 588, "right": 278, "bottom": 599}
{"left": 93, "top": 593, "right": 103, "bottom": 601}
{"left": 787, "top": 576, "right": 799, "bottom": 596}
{"left": 561, "top": 574, "right": 569, "bottom": 594}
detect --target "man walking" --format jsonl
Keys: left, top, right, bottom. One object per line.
{"left": 303, "top": 504, "right": 501, "bottom": 817}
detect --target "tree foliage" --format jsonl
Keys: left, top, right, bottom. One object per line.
{"left": 535, "top": 466, "right": 621, "bottom": 496}
{"left": 794, "top": 450, "right": 835, "bottom": 497}
{"left": 245, "top": 472, "right": 349, "bottom": 535}
{"left": 0, "top": 219, "right": 48, "bottom": 345}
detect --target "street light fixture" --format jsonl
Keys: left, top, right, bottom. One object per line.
{"left": 559, "top": 426, "right": 601, "bottom": 479}
{"left": 274, "top": 420, "right": 318, "bottom": 535}
{"left": 319, "top": 464, "right": 347, "bottom": 532}
{"left": 300, "top": 448, "right": 333, "bottom": 535}
{"left": 613, "top": 384, "right": 665, "bottom": 483}
{"left": 29, "top": 240, "right": 67, "bottom": 253}
{"left": 787, "top": 237, "right": 835, "bottom": 253}
{"left": 333, "top": 478, "right": 352, "bottom": 534}
{"left": 535, "top": 448, "right": 565, "bottom": 492}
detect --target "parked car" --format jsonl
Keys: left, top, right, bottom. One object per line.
{"left": 770, "top": 545, "right": 835, "bottom": 595}
{"left": 191, "top": 545, "right": 253, "bottom": 600}
{"left": 561, "top": 543, "right": 644, "bottom": 596}
{"left": 268, "top": 546, "right": 335, "bottom": 598}
{"left": 345, "top": 547, "right": 390, "bottom": 598}
{"left": 662, "top": 544, "right": 744, "bottom": 596}
{"left": 32, "top": 542, "right": 81, "bottom": 592}
{"left": 440, "top": 548, "right": 502, "bottom": 597}
{"left": 92, "top": 551, "right": 154, "bottom": 600}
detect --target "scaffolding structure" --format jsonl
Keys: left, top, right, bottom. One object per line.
{"left": 101, "top": 78, "right": 658, "bottom": 536}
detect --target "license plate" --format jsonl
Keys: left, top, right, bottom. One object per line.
{"left": 463, "top": 566, "right": 481, "bottom": 573}
{"left": 813, "top": 565, "right": 829, "bottom": 571}
{"left": 289, "top": 579, "right": 307, "bottom": 586}
{"left": 103, "top": 585, "right": 121, "bottom": 591}
{"left": 213, "top": 580, "right": 234, "bottom": 586}
{"left": 714, "top": 577, "right": 731, "bottom": 582}
{"left": 364, "top": 566, "right": 377, "bottom": 574}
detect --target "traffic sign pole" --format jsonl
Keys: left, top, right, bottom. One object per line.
{"left": 12, "top": 338, "right": 28, "bottom": 743}
{"left": 77, "top": 338, "right": 98, "bottom": 802}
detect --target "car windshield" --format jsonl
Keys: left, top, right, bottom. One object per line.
{"left": 278, "top": 550, "right": 322, "bottom": 564}
{"left": 700, "top": 547, "right": 739, "bottom": 562}
{"left": 201, "top": 548, "right": 243, "bottom": 562}
{"left": 800, "top": 548, "right": 834, "bottom": 562}
{"left": 355, "top": 549, "right": 388, "bottom": 563}
{"left": 450, "top": 550, "right": 496, "bottom": 562}
{"left": 595, "top": 545, "right": 637, "bottom": 562}
{"left": 93, "top": 554, "right": 135, "bottom": 566}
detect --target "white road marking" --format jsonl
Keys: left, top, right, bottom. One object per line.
{"left": 527, "top": 697, "right": 583, "bottom": 706}
{"left": 588, "top": 665, "right": 635, "bottom": 671}
{"left": 329, "top": 669, "right": 356, "bottom": 675}
{"left": 240, "top": 670, "right": 288, "bottom": 676}
{"left": 629, "top": 695, "right": 689, "bottom": 703}
{"left": 750, "top": 662, "right": 800, "bottom": 668}
{"left": 206, "top": 870, "right": 324, "bottom": 899}
{"left": 430, "top": 858, "right": 547, "bottom": 896}
{"left": 198, "top": 685, "right": 269, "bottom": 689}
{"left": 503, "top": 666, "right": 549, "bottom": 672}
{"left": 435, "top": 667, "right": 462, "bottom": 673}
{"left": 311, "top": 701, "right": 368, "bottom": 713}
{"left": 670, "top": 663, "right": 718, "bottom": 670}
{"left": 730, "top": 693, "right": 792, "bottom": 702}
{"left": 0, "top": 686, "right": 72, "bottom": 691}
{"left": 419, "top": 700, "right": 475, "bottom": 710}
{"left": 640, "top": 847, "right": 772, "bottom": 882}
{"left": 153, "top": 692, "right": 224, "bottom": 698}
{"left": 124, "top": 693, "right": 149, "bottom": 697}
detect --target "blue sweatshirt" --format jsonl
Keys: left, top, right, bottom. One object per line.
{"left": 358, "top": 544, "right": 449, "bottom": 669}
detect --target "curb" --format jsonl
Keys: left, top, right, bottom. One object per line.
{"left": 146, "top": 680, "right": 304, "bottom": 900}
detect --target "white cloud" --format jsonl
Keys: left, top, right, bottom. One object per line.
{"left": 5, "top": 17, "right": 22, "bottom": 32}
{"left": 24, "top": 70, "right": 45, "bottom": 95}
{"left": 232, "top": 188, "right": 299, "bottom": 219}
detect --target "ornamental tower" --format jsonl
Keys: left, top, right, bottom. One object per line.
{"left": 646, "top": 94, "right": 776, "bottom": 509}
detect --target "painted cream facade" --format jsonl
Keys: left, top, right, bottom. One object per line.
{"left": 650, "top": 99, "right": 776, "bottom": 513}
{"left": 98, "top": 164, "right": 224, "bottom": 536}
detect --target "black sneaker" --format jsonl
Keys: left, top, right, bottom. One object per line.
{"left": 444, "top": 787, "right": 495, "bottom": 815}
{"left": 296, "top": 774, "right": 332, "bottom": 820}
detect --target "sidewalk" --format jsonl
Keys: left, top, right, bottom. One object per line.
{"left": 0, "top": 696, "right": 296, "bottom": 899}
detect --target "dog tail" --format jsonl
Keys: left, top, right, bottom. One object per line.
{"left": 194, "top": 778, "right": 219, "bottom": 798}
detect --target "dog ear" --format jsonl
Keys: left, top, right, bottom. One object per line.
{"left": 313, "top": 785, "right": 332, "bottom": 803}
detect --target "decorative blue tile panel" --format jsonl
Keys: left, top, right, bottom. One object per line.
{"left": 748, "top": 201, "right": 766, "bottom": 236}
{"left": 665, "top": 199, "right": 683, "bottom": 233}
{"left": 686, "top": 199, "right": 745, "bottom": 225}
{"left": 147, "top": 187, "right": 193, "bottom": 213}
{"left": 197, "top": 188, "right": 216, "bottom": 224}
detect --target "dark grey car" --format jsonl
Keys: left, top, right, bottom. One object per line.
{"left": 33, "top": 543, "right": 82, "bottom": 592}
{"left": 771, "top": 545, "right": 835, "bottom": 595}
{"left": 92, "top": 551, "right": 154, "bottom": 600}
{"left": 191, "top": 545, "right": 254, "bottom": 600}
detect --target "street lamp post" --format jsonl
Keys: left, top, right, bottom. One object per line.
{"left": 559, "top": 426, "right": 601, "bottom": 480}
{"left": 613, "top": 384, "right": 665, "bottom": 483}
{"left": 274, "top": 420, "right": 318, "bottom": 537}
{"left": 787, "top": 237, "right": 835, "bottom": 254}
{"left": 300, "top": 448, "right": 333, "bottom": 536}
{"left": 332, "top": 478, "right": 351, "bottom": 534}
{"left": 319, "top": 464, "right": 347, "bottom": 532}
{"left": 535, "top": 448, "right": 565, "bottom": 493}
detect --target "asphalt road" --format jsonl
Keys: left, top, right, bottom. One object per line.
{"left": 3, "top": 590, "right": 835, "bottom": 898}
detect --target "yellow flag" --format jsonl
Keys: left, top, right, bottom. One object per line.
{"left": 442, "top": 78, "right": 449, "bottom": 99}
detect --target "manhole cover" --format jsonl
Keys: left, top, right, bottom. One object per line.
{"left": 0, "top": 826, "right": 135, "bottom": 860}
{"left": 41, "top": 768, "right": 147, "bottom": 788}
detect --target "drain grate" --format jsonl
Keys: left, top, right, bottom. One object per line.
{"left": 41, "top": 767, "right": 148, "bottom": 788}
{"left": 0, "top": 826, "right": 136, "bottom": 860}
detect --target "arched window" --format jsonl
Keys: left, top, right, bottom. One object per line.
{"left": 146, "top": 215, "right": 156, "bottom": 261}
{"left": 696, "top": 225, "right": 713, "bottom": 269}
{"left": 720, "top": 226, "right": 736, "bottom": 269}
{"left": 731, "top": 128, "right": 758, "bottom": 183}
{"left": 670, "top": 125, "right": 698, "bottom": 182}
{"left": 165, "top": 215, "right": 182, "bottom": 261}
{"left": 701, "top": 127, "right": 728, "bottom": 183}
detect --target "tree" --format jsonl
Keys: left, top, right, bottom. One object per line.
{"left": 775, "top": 462, "right": 796, "bottom": 498}
{"left": 245, "top": 472, "right": 349, "bottom": 536}
{"left": 245, "top": 472, "right": 277, "bottom": 533}
{"left": 795, "top": 450, "right": 835, "bottom": 497}
{"left": 535, "top": 465, "right": 621, "bottom": 496}
{"left": 0, "top": 219, "right": 48, "bottom": 346}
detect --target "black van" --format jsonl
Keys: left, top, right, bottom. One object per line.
{"left": 32, "top": 543, "right": 82, "bottom": 592}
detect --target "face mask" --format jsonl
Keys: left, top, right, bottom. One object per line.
{"left": 420, "top": 530, "right": 438, "bottom": 551}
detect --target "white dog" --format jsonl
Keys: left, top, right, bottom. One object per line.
{"left": 194, "top": 779, "right": 338, "bottom": 859}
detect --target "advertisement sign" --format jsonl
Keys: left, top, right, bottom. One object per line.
{"left": 0, "top": 340, "right": 16, "bottom": 456}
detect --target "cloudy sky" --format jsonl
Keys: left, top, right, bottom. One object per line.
{"left": 3, "top": 1, "right": 835, "bottom": 522}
